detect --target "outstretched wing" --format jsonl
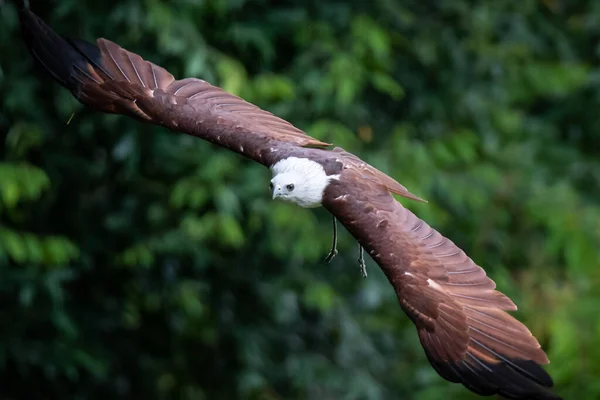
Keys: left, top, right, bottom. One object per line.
{"left": 322, "top": 165, "right": 561, "bottom": 400}
{"left": 19, "top": 9, "right": 328, "bottom": 166}
{"left": 21, "top": 9, "right": 560, "bottom": 399}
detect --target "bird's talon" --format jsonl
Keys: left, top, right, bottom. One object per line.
{"left": 325, "top": 249, "right": 338, "bottom": 263}
{"left": 359, "top": 259, "right": 367, "bottom": 278}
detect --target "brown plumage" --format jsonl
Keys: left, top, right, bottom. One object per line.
{"left": 323, "top": 170, "right": 558, "bottom": 398}
{"left": 19, "top": 8, "right": 561, "bottom": 399}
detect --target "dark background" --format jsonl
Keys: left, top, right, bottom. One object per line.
{"left": 1, "top": 0, "right": 598, "bottom": 399}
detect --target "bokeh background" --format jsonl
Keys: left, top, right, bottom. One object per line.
{"left": 1, "top": 1, "right": 599, "bottom": 399}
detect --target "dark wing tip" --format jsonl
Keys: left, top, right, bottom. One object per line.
{"left": 19, "top": 8, "right": 68, "bottom": 87}
{"left": 427, "top": 354, "right": 561, "bottom": 400}
{"left": 19, "top": 8, "right": 103, "bottom": 93}
{"left": 19, "top": 9, "right": 73, "bottom": 85}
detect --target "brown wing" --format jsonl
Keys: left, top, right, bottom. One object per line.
{"left": 330, "top": 147, "right": 427, "bottom": 203}
{"left": 19, "top": 9, "right": 328, "bottom": 166}
{"left": 323, "top": 170, "right": 561, "bottom": 400}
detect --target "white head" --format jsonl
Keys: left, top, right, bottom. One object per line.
{"left": 270, "top": 157, "right": 338, "bottom": 208}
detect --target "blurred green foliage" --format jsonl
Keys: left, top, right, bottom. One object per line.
{"left": 1, "top": 0, "right": 599, "bottom": 399}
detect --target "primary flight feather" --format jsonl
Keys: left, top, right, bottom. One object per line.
{"left": 19, "top": 9, "right": 561, "bottom": 399}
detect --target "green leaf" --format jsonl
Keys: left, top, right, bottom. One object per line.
{"left": 217, "top": 214, "right": 245, "bottom": 248}
{"left": 216, "top": 56, "right": 248, "bottom": 96}
{"left": 303, "top": 282, "right": 336, "bottom": 312}
{"left": 371, "top": 72, "right": 405, "bottom": 100}
{"left": 1, "top": 228, "right": 26, "bottom": 263}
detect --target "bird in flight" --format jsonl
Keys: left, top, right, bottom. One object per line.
{"left": 19, "top": 8, "right": 561, "bottom": 399}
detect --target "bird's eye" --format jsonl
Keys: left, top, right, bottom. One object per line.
{"left": 286, "top": 184, "right": 295, "bottom": 191}
{"left": 269, "top": 182, "right": 274, "bottom": 191}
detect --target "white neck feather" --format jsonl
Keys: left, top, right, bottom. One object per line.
{"left": 270, "top": 157, "right": 338, "bottom": 208}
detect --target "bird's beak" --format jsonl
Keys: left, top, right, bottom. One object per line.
{"left": 272, "top": 186, "right": 280, "bottom": 200}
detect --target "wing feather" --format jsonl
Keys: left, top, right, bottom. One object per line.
{"left": 20, "top": 9, "right": 328, "bottom": 166}
{"left": 324, "top": 170, "right": 561, "bottom": 400}
{"left": 21, "top": 9, "right": 560, "bottom": 399}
